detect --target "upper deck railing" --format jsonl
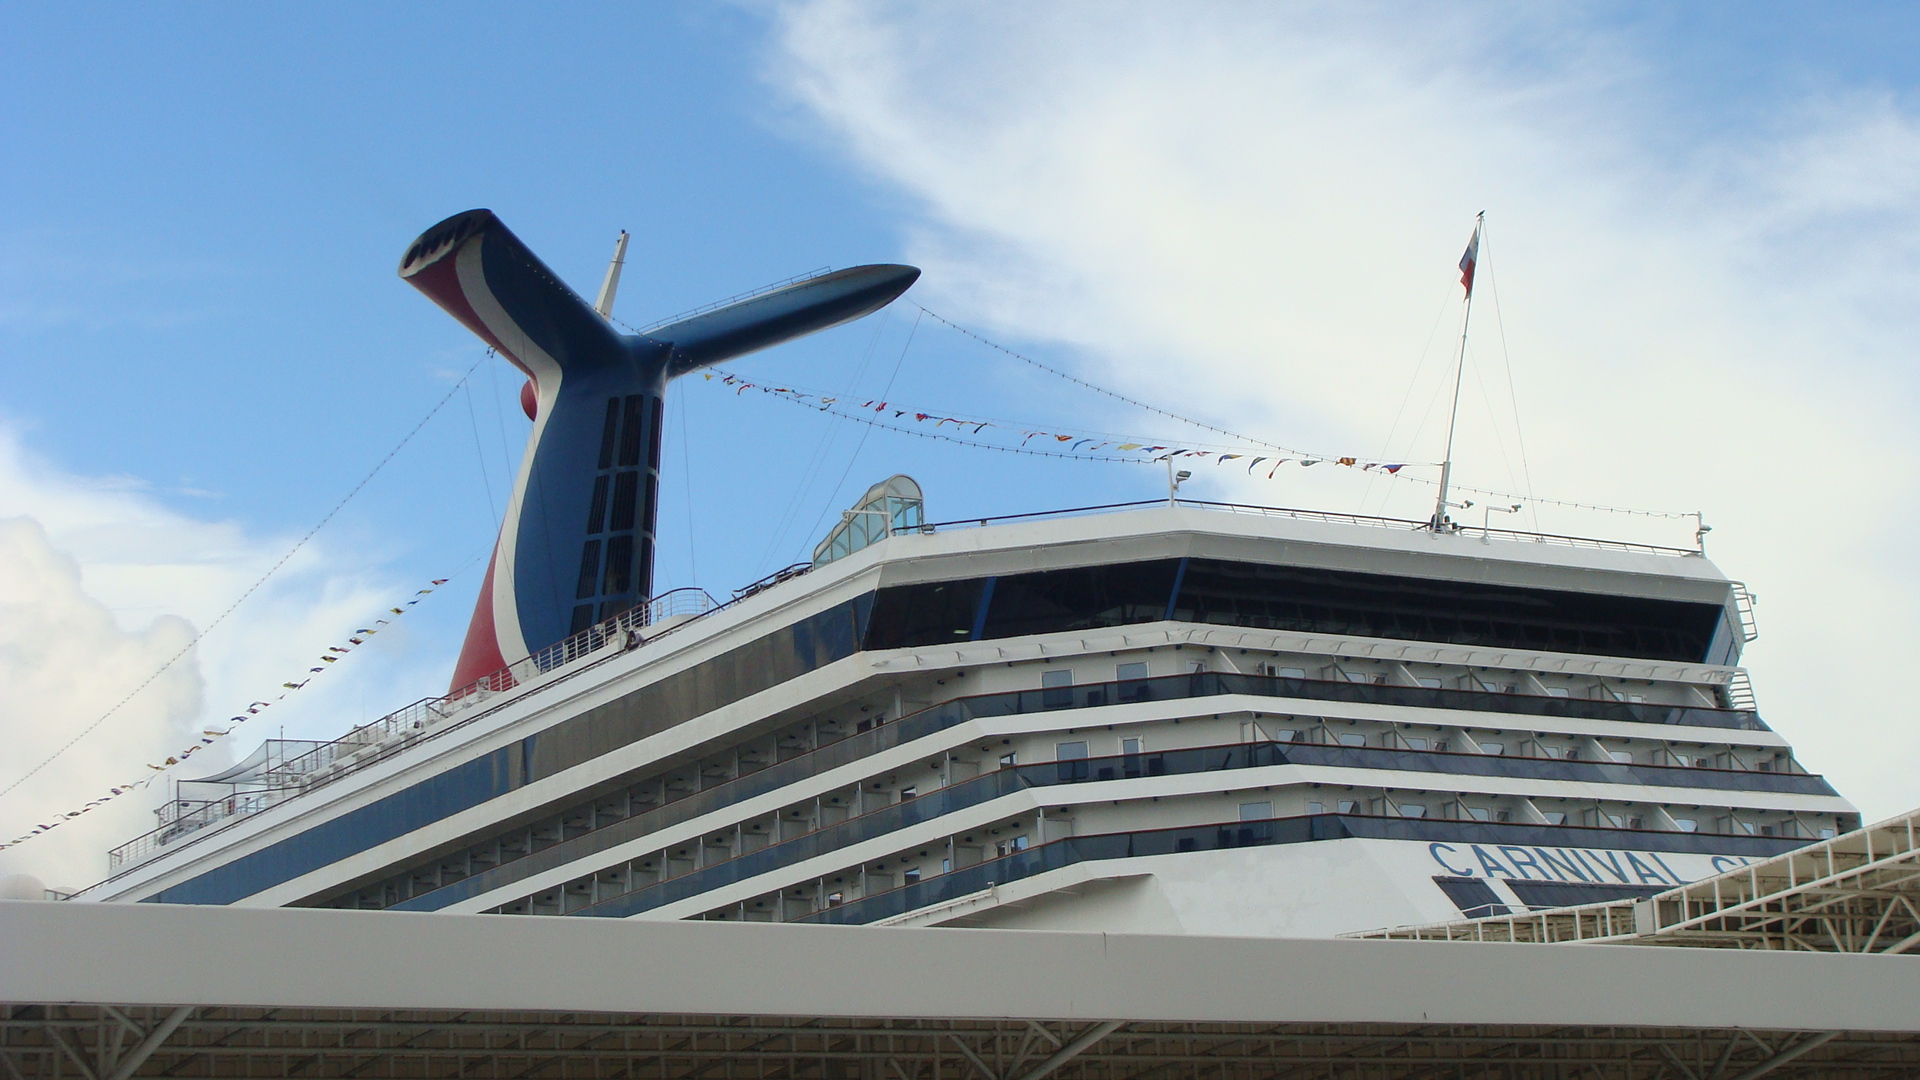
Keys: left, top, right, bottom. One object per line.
{"left": 99, "top": 499, "right": 1712, "bottom": 877}
{"left": 928, "top": 499, "right": 1704, "bottom": 559}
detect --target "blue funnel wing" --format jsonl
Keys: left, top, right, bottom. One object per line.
{"left": 400, "top": 211, "right": 920, "bottom": 695}
{"left": 652, "top": 264, "right": 921, "bottom": 377}
{"left": 402, "top": 210, "right": 670, "bottom": 691}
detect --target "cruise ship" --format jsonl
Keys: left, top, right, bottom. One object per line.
{"left": 75, "top": 211, "right": 1858, "bottom": 937}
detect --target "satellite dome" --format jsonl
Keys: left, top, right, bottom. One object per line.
{"left": 0, "top": 873, "right": 45, "bottom": 901}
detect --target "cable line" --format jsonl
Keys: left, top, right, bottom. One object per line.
{"left": 0, "top": 353, "right": 491, "bottom": 804}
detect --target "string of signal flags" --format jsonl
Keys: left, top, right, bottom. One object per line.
{"left": 699, "top": 305, "right": 1702, "bottom": 523}
{"left": 0, "top": 576, "right": 451, "bottom": 854}
{"left": 695, "top": 370, "right": 1425, "bottom": 476}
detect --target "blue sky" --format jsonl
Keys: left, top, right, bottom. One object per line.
{"left": 4, "top": 2, "right": 1919, "bottom": 882}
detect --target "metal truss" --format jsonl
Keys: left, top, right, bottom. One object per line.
{"left": 1355, "top": 807, "right": 1920, "bottom": 951}
{"left": 1, "top": 1008, "right": 1916, "bottom": 1080}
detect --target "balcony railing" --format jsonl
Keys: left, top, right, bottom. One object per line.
{"left": 106, "top": 588, "right": 721, "bottom": 873}
{"left": 799, "top": 813, "right": 1812, "bottom": 927}
{"left": 557, "top": 738, "right": 1831, "bottom": 921}
{"left": 936, "top": 670, "right": 1764, "bottom": 731}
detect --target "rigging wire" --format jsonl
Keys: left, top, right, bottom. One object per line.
{"left": 912, "top": 304, "right": 1300, "bottom": 453}
{"left": 1482, "top": 234, "right": 1541, "bottom": 533}
{"left": 754, "top": 312, "right": 890, "bottom": 574}
{"left": 1362, "top": 282, "right": 1461, "bottom": 516}
{"left": 798, "top": 310, "right": 923, "bottom": 556}
{"left": 462, "top": 380, "right": 500, "bottom": 530}
{"left": 0, "top": 352, "right": 492, "bottom": 804}
{"left": 912, "top": 300, "right": 1695, "bottom": 521}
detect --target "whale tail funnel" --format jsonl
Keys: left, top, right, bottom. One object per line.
{"left": 399, "top": 210, "right": 919, "bottom": 693}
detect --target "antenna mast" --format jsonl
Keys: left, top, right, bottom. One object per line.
{"left": 1431, "top": 212, "right": 1484, "bottom": 532}
{"left": 594, "top": 230, "right": 630, "bottom": 318}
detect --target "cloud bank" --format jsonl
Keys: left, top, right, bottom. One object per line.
{"left": 769, "top": 2, "right": 1920, "bottom": 818}
{"left": 0, "top": 430, "right": 436, "bottom": 889}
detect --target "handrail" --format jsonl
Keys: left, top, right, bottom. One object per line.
{"left": 497, "top": 736, "right": 1828, "bottom": 921}
{"left": 632, "top": 268, "right": 834, "bottom": 334}
{"left": 927, "top": 498, "right": 1703, "bottom": 558}
{"left": 103, "top": 588, "right": 725, "bottom": 874}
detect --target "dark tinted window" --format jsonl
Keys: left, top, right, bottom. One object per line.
{"left": 618, "top": 395, "right": 645, "bottom": 467}
{"left": 574, "top": 540, "right": 601, "bottom": 600}
{"left": 602, "top": 535, "right": 633, "bottom": 595}
{"left": 979, "top": 560, "right": 1180, "bottom": 640}
{"left": 1171, "top": 559, "right": 1722, "bottom": 663}
{"left": 610, "top": 472, "right": 638, "bottom": 531}
{"left": 585, "top": 475, "right": 609, "bottom": 534}
{"left": 527, "top": 594, "right": 874, "bottom": 781}
{"left": 647, "top": 398, "right": 665, "bottom": 471}
{"left": 866, "top": 579, "right": 986, "bottom": 649}
{"left": 596, "top": 397, "right": 619, "bottom": 470}
{"left": 1506, "top": 879, "right": 1666, "bottom": 909}
{"left": 1433, "top": 875, "right": 1508, "bottom": 918}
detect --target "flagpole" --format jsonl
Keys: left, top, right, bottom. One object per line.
{"left": 1432, "top": 211, "right": 1484, "bottom": 532}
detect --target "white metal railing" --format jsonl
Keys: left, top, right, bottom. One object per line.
{"left": 104, "top": 588, "right": 718, "bottom": 874}
{"left": 632, "top": 268, "right": 833, "bottom": 334}
{"left": 1731, "top": 581, "right": 1761, "bottom": 641}
{"left": 928, "top": 499, "right": 1703, "bottom": 558}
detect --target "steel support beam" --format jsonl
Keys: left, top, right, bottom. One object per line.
{"left": 100, "top": 1006, "right": 189, "bottom": 1080}
{"left": 1009, "top": 1021, "right": 1124, "bottom": 1080}
{"left": 1725, "top": 1031, "right": 1840, "bottom": 1080}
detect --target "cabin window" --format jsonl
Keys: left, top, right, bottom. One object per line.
{"left": 1402, "top": 736, "right": 1429, "bottom": 751}
{"left": 1337, "top": 733, "right": 1366, "bottom": 748}
{"left": 1041, "top": 669, "right": 1074, "bottom": 708}
{"left": 1398, "top": 803, "right": 1427, "bottom": 819}
{"left": 1116, "top": 661, "right": 1148, "bottom": 682}
{"left": 1308, "top": 800, "right": 1325, "bottom": 814}
{"left": 1609, "top": 750, "right": 1633, "bottom": 764}
{"left": 1278, "top": 666, "right": 1307, "bottom": 679}
{"left": 1239, "top": 801, "right": 1272, "bottom": 822}
{"left": 1480, "top": 742, "right": 1505, "bottom": 756}
{"left": 1337, "top": 799, "right": 1360, "bottom": 814}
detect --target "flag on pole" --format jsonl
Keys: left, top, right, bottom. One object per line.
{"left": 1459, "top": 216, "right": 1483, "bottom": 297}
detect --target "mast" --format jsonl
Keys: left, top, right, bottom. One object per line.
{"left": 594, "top": 230, "right": 630, "bottom": 318}
{"left": 1431, "top": 212, "right": 1484, "bottom": 532}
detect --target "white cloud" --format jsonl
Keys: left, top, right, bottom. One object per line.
{"left": 770, "top": 1, "right": 1920, "bottom": 819}
{"left": 0, "top": 429, "right": 445, "bottom": 889}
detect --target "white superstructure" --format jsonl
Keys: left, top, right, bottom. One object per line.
{"left": 80, "top": 499, "right": 1857, "bottom": 938}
